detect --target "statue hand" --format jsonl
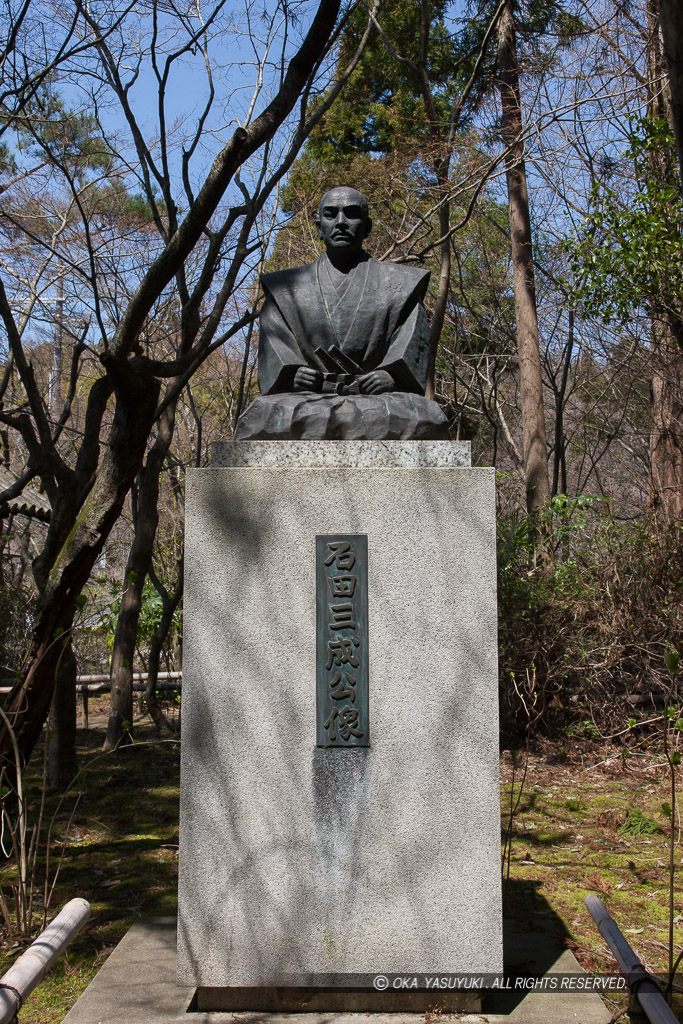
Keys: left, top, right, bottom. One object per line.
{"left": 358, "top": 369, "right": 395, "bottom": 395}
{"left": 294, "top": 367, "right": 323, "bottom": 392}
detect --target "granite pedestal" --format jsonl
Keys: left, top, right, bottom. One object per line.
{"left": 178, "top": 440, "right": 503, "bottom": 1002}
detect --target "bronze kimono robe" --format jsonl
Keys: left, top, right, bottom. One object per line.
{"left": 257, "top": 254, "right": 431, "bottom": 396}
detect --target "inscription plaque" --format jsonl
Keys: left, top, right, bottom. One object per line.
{"left": 316, "top": 535, "right": 369, "bottom": 747}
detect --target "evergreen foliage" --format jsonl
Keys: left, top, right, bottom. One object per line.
{"left": 566, "top": 116, "right": 683, "bottom": 326}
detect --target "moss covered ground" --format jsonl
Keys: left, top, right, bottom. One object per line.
{"left": 0, "top": 701, "right": 180, "bottom": 1023}
{"left": 502, "top": 740, "right": 683, "bottom": 1018}
{"left": 0, "top": 705, "right": 680, "bottom": 1022}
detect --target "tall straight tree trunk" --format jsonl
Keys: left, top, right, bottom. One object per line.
{"left": 415, "top": 0, "right": 505, "bottom": 400}
{"left": 413, "top": 0, "right": 452, "bottom": 402}
{"left": 497, "top": 0, "right": 550, "bottom": 516}
{"left": 658, "top": 0, "right": 683, "bottom": 184}
{"left": 649, "top": 326, "right": 683, "bottom": 520}
{"left": 551, "top": 310, "right": 574, "bottom": 500}
{"left": 646, "top": 0, "right": 683, "bottom": 520}
{"left": 104, "top": 399, "right": 178, "bottom": 751}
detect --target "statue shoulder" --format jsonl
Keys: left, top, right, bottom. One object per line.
{"left": 261, "top": 259, "right": 320, "bottom": 300}
{"left": 368, "top": 259, "right": 430, "bottom": 301}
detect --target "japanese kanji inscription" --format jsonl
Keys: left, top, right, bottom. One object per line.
{"left": 316, "top": 535, "right": 369, "bottom": 747}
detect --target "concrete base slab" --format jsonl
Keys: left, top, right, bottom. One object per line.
{"left": 61, "top": 918, "right": 612, "bottom": 1024}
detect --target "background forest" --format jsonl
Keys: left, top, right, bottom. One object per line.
{"left": 2, "top": 0, "right": 680, "bottom": 760}
{"left": 0, "top": 0, "right": 683, "bottom": 1014}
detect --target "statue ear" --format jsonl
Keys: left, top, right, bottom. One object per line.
{"left": 364, "top": 217, "right": 372, "bottom": 239}
{"left": 315, "top": 218, "right": 323, "bottom": 241}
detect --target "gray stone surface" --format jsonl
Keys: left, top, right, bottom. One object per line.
{"left": 212, "top": 439, "right": 471, "bottom": 468}
{"left": 60, "top": 917, "right": 613, "bottom": 1024}
{"left": 178, "top": 456, "right": 503, "bottom": 986}
{"left": 233, "top": 393, "right": 449, "bottom": 441}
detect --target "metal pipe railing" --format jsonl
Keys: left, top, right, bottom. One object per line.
{"left": 0, "top": 676, "right": 182, "bottom": 727}
{"left": 0, "top": 670, "right": 182, "bottom": 690}
{"left": 586, "top": 894, "right": 679, "bottom": 1024}
{"left": 75, "top": 671, "right": 182, "bottom": 684}
{"left": 0, "top": 898, "right": 91, "bottom": 1024}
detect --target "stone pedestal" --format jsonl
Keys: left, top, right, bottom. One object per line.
{"left": 178, "top": 441, "right": 503, "bottom": 994}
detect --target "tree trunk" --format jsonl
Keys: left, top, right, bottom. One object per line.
{"left": 0, "top": 372, "right": 160, "bottom": 769}
{"left": 47, "top": 638, "right": 77, "bottom": 790}
{"left": 658, "top": 0, "right": 683, "bottom": 184}
{"left": 425, "top": 191, "right": 451, "bottom": 401}
{"left": 497, "top": 0, "right": 550, "bottom": 516}
{"left": 49, "top": 275, "right": 63, "bottom": 424}
{"left": 646, "top": 0, "right": 683, "bottom": 519}
{"left": 145, "top": 569, "right": 183, "bottom": 738}
{"left": 649, "top": 323, "right": 683, "bottom": 520}
{"left": 104, "top": 399, "right": 177, "bottom": 751}
{"left": 104, "top": 551, "right": 145, "bottom": 751}
{"left": 551, "top": 310, "right": 574, "bottom": 500}
{"left": 233, "top": 318, "right": 256, "bottom": 430}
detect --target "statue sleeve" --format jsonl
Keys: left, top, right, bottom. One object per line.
{"left": 377, "top": 299, "right": 430, "bottom": 394}
{"left": 257, "top": 292, "right": 307, "bottom": 395}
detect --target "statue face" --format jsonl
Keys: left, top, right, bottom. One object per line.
{"left": 316, "top": 188, "right": 371, "bottom": 257}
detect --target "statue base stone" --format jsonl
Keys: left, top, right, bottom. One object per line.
{"left": 178, "top": 440, "right": 503, "bottom": 996}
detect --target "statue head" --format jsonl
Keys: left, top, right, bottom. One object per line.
{"left": 316, "top": 186, "right": 372, "bottom": 260}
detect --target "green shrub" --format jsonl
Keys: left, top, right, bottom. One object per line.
{"left": 497, "top": 494, "right": 683, "bottom": 740}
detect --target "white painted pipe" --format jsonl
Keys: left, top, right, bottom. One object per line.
{"left": 0, "top": 898, "right": 91, "bottom": 1023}
{"left": 586, "top": 894, "right": 679, "bottom": 1024}
{"left": 76, "top": 671, "right": 182, "bottom": 683}
{"left": 0, "top": 671, "right": 182, "bottom": 689}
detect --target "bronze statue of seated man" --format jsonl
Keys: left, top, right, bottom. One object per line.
{"left": 234, "top": 186, "right": 449, "bottom": 440}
